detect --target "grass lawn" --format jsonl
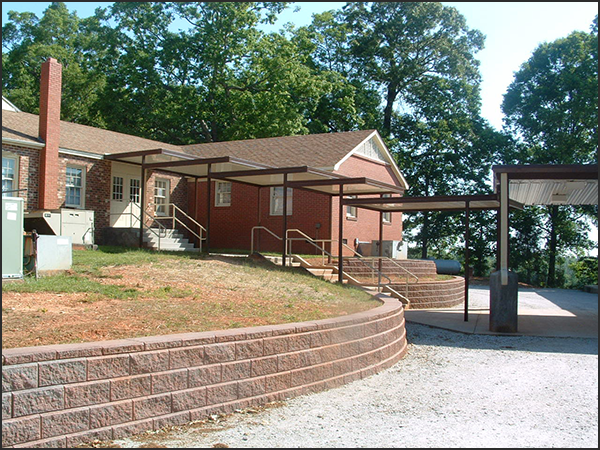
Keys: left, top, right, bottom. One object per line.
{"left": 1, "top": 246, "right": 379, "bottom": 349}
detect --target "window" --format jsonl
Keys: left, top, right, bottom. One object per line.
{"left": 346, "top": 196, "right": 357, "bottom": 219}
{"left": 112, "top": 176, "right": 124, "bottom": 201}
{"left": 270, "top": 187, "right": 292, "bottom": 216}
{"left": 154, "top": 178, "right": 169, "bottom": 216}
{"left": 215, "top": 181, "right": 231, "bottom": 207}
{"left": 2, "top": 153, "right": 18, "bottom": 197}
{"left": 130, "top": 178, "right": 141, "bottom": 203}
{"left": 382, "top": 194, "right": 392, "bottom": 223}
{"left": 65, "top": 165, "right": 85, "bottom": 207}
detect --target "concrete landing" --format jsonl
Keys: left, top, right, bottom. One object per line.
{"left": 404, "top": 285, "right": 598, "bottom": 339}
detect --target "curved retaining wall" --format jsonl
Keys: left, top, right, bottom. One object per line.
{"left": 392, "top": 276, "right": 465, "bottom": 309}
{"left": 2, "top": 294, "right": 406, "bottom": 448}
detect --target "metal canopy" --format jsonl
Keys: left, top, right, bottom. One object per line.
{"left": 344, "top": 194, "right": 506, "bottom": 212}
{"left": 104, "top": 148, "right": 404, "bottom": 195}
{"left": 493, "top": 164, "right": 598, "bottom": 206}
{"left": 105, "top": 149, "right": 272, "bottom": 177}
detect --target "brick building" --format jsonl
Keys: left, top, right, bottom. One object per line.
{"left": 2, "top": 58, "right": 408, "bottom": 256}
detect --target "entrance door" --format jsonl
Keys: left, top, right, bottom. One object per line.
{"left": 110, "top": 163, "right": 142, "bottom": 228}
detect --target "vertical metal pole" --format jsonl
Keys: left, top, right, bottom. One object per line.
{"left": 206, "top": 164, "right": 212, "bottom": 254}
{"left": 499, "top": 172, "right": 509, "bottom": 285}
{"left": 338, "top": 185, "right": 344, "bottom": 284}
{"left": 282, "top": 174, "right": 288, "bottom": 267}
{"left": 464, "top": 201, "right": 470, "bottom": 322}
{"left": 138, "top": 156, "right": 146, "bottom": 248}
{"left": 378, "top": 194, "right": 384, "bottom": 291}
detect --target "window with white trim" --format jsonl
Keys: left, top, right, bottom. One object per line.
{"left": 215, "top": 181, "right": 231, "bottom": 207}
{"left": 130, "top": 178, "right": 141, "bottom": 203}
{"left": 382, "top": 194, "right": 392, "bottom": 223}
{"left": 270, "top": 187, "right": 292, "bottom": 216}
{"left": 346, "top": 196, "right": 357, "bottom": 219}
{"left": 112, "top": 176, "right": 124, "bottom": 201}
{"left": 65, "top": 165, "right": 85, "bottom": 207}
{"left": 2, "top": 153, "right": 18, "bottom": 197}
{"left": 154, "top": 178, "right": 170, "bottom": 216}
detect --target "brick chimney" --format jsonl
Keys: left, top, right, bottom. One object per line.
{"left": 38, "top": 57, "right": 62, "bottom": 210}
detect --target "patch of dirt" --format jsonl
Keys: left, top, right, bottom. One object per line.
{"left": 2, "top": 255, "right": 378, "bottom": 349}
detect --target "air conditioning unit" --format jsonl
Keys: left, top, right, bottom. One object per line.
{"left": 24, "top": 208, "right": 95, "bottom": 245}
{"left": 371, "top": 240, "right": 407, "bottom": 259}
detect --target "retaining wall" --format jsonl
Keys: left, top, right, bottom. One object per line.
{"left": 392, "top": 276, "right": 465, "bottom": 309}
{"left": 2, "top": 294, "right": 406, "bottom": 448}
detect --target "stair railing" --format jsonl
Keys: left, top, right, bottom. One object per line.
{"left": 147, "top": 203, "right": 206, "bottom": 252}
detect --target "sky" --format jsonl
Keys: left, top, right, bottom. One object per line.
{"left": 2, "top": 1, "right": 598, "bottom": 130}
{"left": 2, "top": 2, "right": 598, "bottom": 251}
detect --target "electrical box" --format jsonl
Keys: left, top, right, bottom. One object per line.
{"left": 36, "top": 235, "right": 73, "bottom": 275}
{"left": 24, "top": 208, "right": 94, "bottom": 245}
{"left": 2, "top": 197, "right": 24, "bottom": 279}
{"left": 371, "top": 240, "right": 408, "bottom": 259}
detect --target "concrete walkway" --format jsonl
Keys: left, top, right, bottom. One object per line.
{"left": 404, "top": 285, "right": 598, "bottom": 339}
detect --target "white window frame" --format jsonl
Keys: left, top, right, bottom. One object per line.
{"left": 129, "top": 178, "right": 141, "bottom": 203}
{"left": 346, "top": 196, "right": 357, "bottom": 220}
{"left": 154, "top": 178, "right": 170, "bottom": 216}
{"left": 270, "top": 186, "right": 293, "bottom": 216}
{"left": 112, "top": 176, "right": 124, "bottom": 202}
{"left": 2, "top": 152, "right": 19, "bottom": 198}
{"left": 65, "top": 165, "right": 85, "bottom": 208}
{"left": 215, "top": 181, "right": 232, "bottom": 207}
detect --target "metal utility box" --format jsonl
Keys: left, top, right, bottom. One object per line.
{"left": 371, "top": 240, "right": 408, "bottom": 259}
{"left": 24, "top": 208, "right": 94, "bottom": 245}
{"left": 36, "top": 235, "right": 73, "bottom": 275}
{"left": 2, "top": 197, "right": 24, "bottom": 279}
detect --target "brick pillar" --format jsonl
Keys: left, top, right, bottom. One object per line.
{"left": 38, "top": 57, "right": 62, "bottom": 210}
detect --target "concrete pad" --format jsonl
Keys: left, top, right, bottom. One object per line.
{"left": 404, "top": 285, "right": 598, "bottom": 339}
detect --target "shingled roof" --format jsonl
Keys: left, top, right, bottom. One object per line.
{"left": 2, "top": 110, "right": 180, "bottom": 154}
{"left": 3, "top": 109, "right": 405, "bottom": 186}
{"left": 179, "top": 129, "right": 378, "bottom": 170}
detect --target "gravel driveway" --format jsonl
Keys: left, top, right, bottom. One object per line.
{"left": 109, "top": 323, "right": 598, "bottom": 448}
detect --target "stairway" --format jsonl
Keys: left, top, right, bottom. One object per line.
{"left": 143, "top": 228, "right": 199, "bottom": 252}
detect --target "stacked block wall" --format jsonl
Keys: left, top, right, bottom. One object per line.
{"left": 2, "top": 295, "right": 407, "bottom": 448}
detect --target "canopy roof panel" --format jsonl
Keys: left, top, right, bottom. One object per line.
{"left": 493, "top": 164, "right": 598, "bottom": 206}
{"left": 344, "top": 194, "right": 505, "bottom": 212}
{"left": 105, "top": 148, "right": 404, "bottom": 196}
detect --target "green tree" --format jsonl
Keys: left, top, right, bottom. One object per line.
{"left": 2, "top": 2, "right": 108, "bottom": 127}
{"left": 502, "top": 16, "right": 598, "bottom": 286}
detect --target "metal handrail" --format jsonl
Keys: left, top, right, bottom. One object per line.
{"left": 148, "top": 203, "right": 206, "bottom": 252}
{"left": 252, "top": 226, "right": 396, "bottom": 292}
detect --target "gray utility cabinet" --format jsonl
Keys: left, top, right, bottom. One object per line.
{"left": 2, "top": 197, "right": 24, "bottom": 279}
{"left": 24, "top": 208, "right": 95, "bottom": 245}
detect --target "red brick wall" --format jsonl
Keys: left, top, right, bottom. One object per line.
{"left": 189, "top": 181, "right": 332, "bottom": 254}
{"left": 2, "top": 144, "right": 41, "bottom": 210}
{"left": 333, "top": 155, "right": 404, "bottom": 256}
{"left": 38, "top": 58, "right": 62, "bottom": 210}
{"left": 187, "top": 154, "right": 405, "bottom": 256}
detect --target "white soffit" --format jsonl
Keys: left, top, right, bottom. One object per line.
{"left": 509, "top": 179, "right": 598, "bottom": 205}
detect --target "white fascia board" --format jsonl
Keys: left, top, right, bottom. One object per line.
{"left": 59, "top": 147, "right": 104, "bottom": 160}
{"left": 3, "top": 137, "right": 104, "bottom": 161}
{"left": 333, "top": 130, "right": 410, "bottom": 190}
{"left": 2, "top": 137, "right": 44, "bottom": 149}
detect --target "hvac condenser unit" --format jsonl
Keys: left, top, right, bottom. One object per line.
{"left": 24, "top": 208, "right": 95, "bottom": 245}
{"left": 2, "top": 197, "right": 24, "bottom": 279}
{"left": 371, "top": 240, "right": 408, "bottom": 259}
